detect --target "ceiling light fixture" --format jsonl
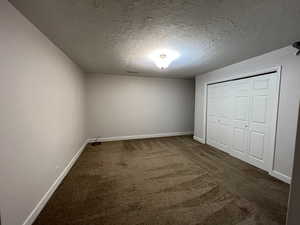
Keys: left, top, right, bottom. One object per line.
{"left": 149, "top": 49, "right": 180, "bottom": 70}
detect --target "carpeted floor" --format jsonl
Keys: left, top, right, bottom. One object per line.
{"left": 33, "top": 136, "right": 289, "bottom": 225}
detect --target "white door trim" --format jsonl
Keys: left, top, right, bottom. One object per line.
{"left": 202, "top": 66, "right": 283, "bottom": 179}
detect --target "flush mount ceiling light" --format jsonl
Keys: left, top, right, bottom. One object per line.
{"left": 149, "top": 49, "right": 180, "bottom": 70}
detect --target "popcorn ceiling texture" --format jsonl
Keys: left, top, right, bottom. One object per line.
{"left": 10, "top": 0, "right": 300, "bottom": 77}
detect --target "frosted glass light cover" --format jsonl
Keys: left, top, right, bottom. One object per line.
{"left": 149, "top": 49, "right": 180, "bottom": 70}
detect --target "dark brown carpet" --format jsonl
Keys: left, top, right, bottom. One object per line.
{"left": 34, "top": 136, "right": 289, "bottom": 225}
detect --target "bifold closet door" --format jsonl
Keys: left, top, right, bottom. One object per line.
{"left": 206, "top": 73, "right": 278, "bottom": 172}
{"left": 246, "top": 74, "right": 278, "bottom": 171}
{"left": 207, "top": 82, "right": 233, "bottom": 154}
{"left": 230, "top": 79, "right": 251, "bottom": 162}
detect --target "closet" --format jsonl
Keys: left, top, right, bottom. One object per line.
{"left": 206, "top": 72, "right": 279, "bottom": 172}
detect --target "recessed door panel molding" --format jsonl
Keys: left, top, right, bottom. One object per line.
{"left": 207, "top": 83, "right": 232, "bottom": 153}
{"left": 246, "top": 74, "right": 278, "bottom": 171}
{"left": 252, "top": 95, "right": 268, "bottom": 123}
{"left": 253, "top": 79, "right": 270, "bottom": 90}
{"left": 233, "top": 128, "right": 247, "bottom": 153}
{"left": 249, "top": 131, "right": 265, "bottom": 160}
{"left": 206, "top": 70, "right": 280, "bottom": 174}
{"left": 234, "top": 96, "right": 250, "bottom": 121}
{"left": 230, "top": 78, "right": 251, "bottom": 161}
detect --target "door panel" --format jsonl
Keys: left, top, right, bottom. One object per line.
{"left": 253, "top": 79, "right": 269, "bottom": 89}
{"left": 246, "top": 74, "right": 277, "bottom": 170}
{"left": 207, "top": 83, "right": 232, "bottom": 153}
{"left": 249, "top": 131, "right": 265, "bottom": 160}
{"left": 207, "top": 85, "right": 219, "bottom": 149}
{"left": 207, "top": 117, "right": 218, "bottom": 148}
{"left": 231, "top": 79, "right": 251, "bottom": 160}
{"left": 233, "top": 128, "right": 246, "bottom": 153}
{"left": 206, "top": 73, "right": 279, "bottom": 172}
{"left": 218, "top": 83, "right": 233, "bottom": 153}
{"left": 235, "top": 96, "right": 249, "bottom": 121}
{"left": 252, "top": 95, "right": 267, "bottom": 123}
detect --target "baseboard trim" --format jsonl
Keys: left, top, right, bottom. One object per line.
{"left": 18, "top": 136, "right": 289, "bottom": 225}
{"left": 193, "top": 136, "right": 205, "bottom": 144}
{"left": 88, "top": 131, "right": 194, "bottom": 143}
{"left": 270, "top": 170, "right": 291, "bottom": 184}
{"left": 22, "top": 139, "right": 89, "bottom": 225}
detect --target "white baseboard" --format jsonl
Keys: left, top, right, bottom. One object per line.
{"left": 22, "top": 139, "right": 89, "bottom": 225}
{"left": 88, "top": 131, "right": 194, "bottom": 143}
{"left": 192, "top": 136, "right": 291, "bottom": 184}
{"left": 270, "top": 170, "right": 291, "bottom": 184}
{"left": 18, "top": 135, "right": 289, "bottom": 225}
{"left": 193, "top": 136, "right": 205, "bottom": 144}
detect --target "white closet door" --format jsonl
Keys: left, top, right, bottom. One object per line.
{"left": 206, "top": 73, "right": 279, "bottom": 172}
{"left": 207, "top": 83, "right": 232, "bottom": 154}
{"left": 207, "top": 85, "right": 219, "bottom": 149}
{"left": 218, "top": 83, "right": 233, "bottom": 153}
{"left": 231, "top": 79, "right": 251, "bottom": 162}
{"left": 247, "top": 74, "right": 277, "bottom": 171}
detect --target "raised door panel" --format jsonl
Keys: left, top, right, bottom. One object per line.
{"left": 249, "top": 131, "right": 265, "bottom": 160}
{"left": 234, "top": 96, "right": 250, "bottom": 121}
{"left": 252, "top": 95, "right": 268, "bottom": 123}
{"left": 207, "top": 83, "right": 233, "bottom": 153}
{"left": 207, "top": 86, "right": 218, "bottom": 117}
{"left": 218, "top": 84, "right": 233, "bottom": 153}
{"left": 207, "top": 117, "right": 219, "bottom": 148}
{"left": 247, "top": 74, "right": 277, "bottom": 171}
{"left": 233, "top": 128, "right": 246, "bottom": 152}
{"left": 230, "top": 79, "right": 251, "bottom": 161}
{"left": 207, "top": 85, "right": 221, "bottom": 149}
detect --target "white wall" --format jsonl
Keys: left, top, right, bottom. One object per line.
{"left": 86, "top": 74, "right": 195, "bottom": 140}
{"left": 0, "top": 2, "right": 87, "bottom": 225}
{"left": 287, "top": 102, "right": 300, "bottom": 225}
{"left": 194, "top": 46, "right": 300, "bottom": 180}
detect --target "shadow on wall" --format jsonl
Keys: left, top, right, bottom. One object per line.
{"left": 287, "top": 101, "right": 300, "bottom": 225}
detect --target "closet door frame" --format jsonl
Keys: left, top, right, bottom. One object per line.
{"left": 202, "top": 66, "right": 282, "bottom": 177}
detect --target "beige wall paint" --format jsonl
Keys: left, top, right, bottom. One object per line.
{"left": 194, "top": 46, "right": 300, "bottom": 179}
{"left": 86, "top": 74, "right": 195, "bottom": 139}
{"left": 0, "top": 2, "right": 87, "bottom": 225}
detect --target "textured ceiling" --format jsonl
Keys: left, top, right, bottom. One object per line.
{"left": 9, "top": 0, "right": 300, "bottom": 78}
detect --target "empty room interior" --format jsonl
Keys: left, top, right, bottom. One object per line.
{"left": 1, "top": 0, "right": 300, "bottom": 225}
